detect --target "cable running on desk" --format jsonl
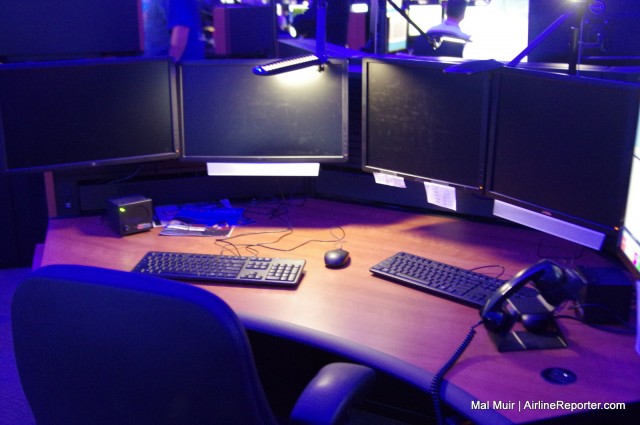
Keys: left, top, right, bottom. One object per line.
{"left": 132, "top": 251, "right": 305, "bottom": 288}
{"left": 370, "top": 252, "right": 537, "bottom": 308}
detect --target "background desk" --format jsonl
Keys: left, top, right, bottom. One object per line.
{"left": 39, "top": 198, "right": 639, "bottom": 424}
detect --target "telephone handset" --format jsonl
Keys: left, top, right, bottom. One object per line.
{"left": 480, "top": 259, "right": 584, "bottom": 334}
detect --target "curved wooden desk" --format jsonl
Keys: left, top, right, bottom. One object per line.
{"left": 39, "top": 198, "right": 639, "bottom": 424}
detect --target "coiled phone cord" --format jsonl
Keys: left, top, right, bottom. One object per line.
{"left": 430, "top": 320, "right": 483, "bottom": 425}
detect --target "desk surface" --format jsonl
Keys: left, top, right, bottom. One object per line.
{"left": 40, "top": 198, "right": 639, "bottom": 424}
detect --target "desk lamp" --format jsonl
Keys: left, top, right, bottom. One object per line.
{"left": 253, "top": 0, "right": 328, "bottom": 76}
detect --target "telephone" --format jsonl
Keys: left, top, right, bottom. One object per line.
{"left": 480, "top": 259, "right": 585, "bottom": 351}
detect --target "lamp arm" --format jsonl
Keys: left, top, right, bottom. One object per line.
{"left": 316, "top": 0, "right": 327, "bottom": 61}
{"left": 507, "top": 2, "right": 586, "bottom": 68}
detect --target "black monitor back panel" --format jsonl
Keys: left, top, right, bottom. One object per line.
{"left": 0, "top": 0, "right": 141, "bottom": 61}
{"left": 179, "top": 59, "right": 349, "bottom": 163}
{"left": 0, "top": 57, "right": 180, "bottom": 173}
{"left": 362, "top": 57, "right": 492, "bottom": 192}
{"left": 486, "top": 66, "right": 640, "bottom": 246}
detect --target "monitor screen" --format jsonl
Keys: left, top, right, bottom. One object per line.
{"left": 179, "top": 59, "right": 348, "bottom": 163}
{"left": 487, "top": 67, "right": 640, "bottom": 250}
{"left": 361, "top": 57, "right": 492, "bottom": 192}
{"left": 619, "top": 136, "right": 640, "bottom": 277}
{"left": 0, "top": 57, "right": 180, "bottom": 173}
{"left": 407, "top": 4, "right": 442, "bottom": 37}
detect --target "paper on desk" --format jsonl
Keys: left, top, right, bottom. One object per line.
{"left": 424, "top": 182, "right": 457, "bottom": 211}
{"left": 160, "top": 220, "right": 234, "bottom": 237}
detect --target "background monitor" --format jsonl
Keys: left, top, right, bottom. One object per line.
{"left": 461, "top": 0, "right": 529, "bottom": 61}
{"left": 486, "top": 67, "right": 640, "bottom": 250}
{"left": 0, "top": 57, "right": 180, "bottom": 173}
{"left": 387, "top": 8, "right": 409, "bottom": 53}
{"left": 179, "top": 59, "right": 348, "bottom": 163}
{"left": 361, "top": 57, "right": 492, "bottom": 192}
{"left": 407, "top": 4, "right": 442, "bottom": 37}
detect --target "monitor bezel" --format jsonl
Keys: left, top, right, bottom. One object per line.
{"left": 618, "top": 228, "right": 640, "bottom": 279}
{"left": 177, "top": 58, "right": 349, "bottom": 164}
{"left": 0, "top": 57, "right": 181, "bottom": 174}
{"left": 361, "top": 56, "right": 492, "bottom": 194}
{"left": 617, "top": 142, "right": 640, "bottom": 278}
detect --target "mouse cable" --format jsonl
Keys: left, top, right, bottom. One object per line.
{"left": 240, "top": 196, "right": 292, "bottom": 220}
{"left": 213, "top": 207, "right": 295, "bottom": 256}
{"left": 430, "top": 320, "right": 483, "bottom": 425}
{"left": 467, "top": 264, "right": 507, "bottom": 280}
{"left": 214, "top": 227, "right": 292, "bottom": 256}
{"left": 250, "top": 226, "right": 346, "bottom": 254}
{"left": 214, "top": 212, "right": 345, "bottom": 257}
{"left": 216, "top": 226, "right": 345, "bottom": 257}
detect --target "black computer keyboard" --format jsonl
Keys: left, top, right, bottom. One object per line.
{"left": 370, "top": 252, "right": 537, "bottom": 308}
{"left": 132, "top": 251, "right": 305, "bottom": 288}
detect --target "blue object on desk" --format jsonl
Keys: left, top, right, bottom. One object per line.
{"left": 173, "top": 207, "right": 245, "bottom": 225}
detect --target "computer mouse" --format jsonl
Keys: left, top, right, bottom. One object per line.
{"left": 324, "top": 248, "right": 350, "bottom": 269}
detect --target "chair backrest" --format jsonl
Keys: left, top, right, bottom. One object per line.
{"left": 11, "top": 264, "right": 279, "bottom": 425}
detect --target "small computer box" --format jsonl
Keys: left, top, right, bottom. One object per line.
{"left": 107, "top": 195, "right": 153, "bottom": 236}
{"left": 576, "top": 266, "right": 633, "bottom": 324}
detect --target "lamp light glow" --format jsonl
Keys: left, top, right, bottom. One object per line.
{"left": 207, "top": 162, "right": 320, "bottom": 177}
{"left": 440, "top": 36, "right": 468, "bottom": 44}
{"left": 252, "top": 54, "right": 324, "bottom": 76}
{"left": 351, "top": 3, "right": 368, "bottom": 13}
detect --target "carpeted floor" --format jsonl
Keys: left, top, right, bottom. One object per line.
{"left": 0, "top": 267, "right": 35, "bottom": 425}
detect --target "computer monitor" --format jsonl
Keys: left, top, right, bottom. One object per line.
{"left": 387, "top": 2, "right": 409, "bottom": 53}
{"left": 0, "top": 0, "right": 141, "bottom": 62}
{"left": 361, "top": 57, "right": 492, "bottom": 193}
{"left": 0, "top": 57, "right": 180, "bottom": 173}
{"left": 618, "top": 136, "right": 640, "bottom": 277}
{"left": 178, "top": 59, "right": 348, "bottom": 163}
{"left": 486, "top": 67, "right": 640, "bottom": 250}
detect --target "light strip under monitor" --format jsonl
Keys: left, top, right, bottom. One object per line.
{"left": 206, "top": 163, "right": 320, "bottom": 177}
{"left": 493, "top": 200, "right": 606, "bottom": 250}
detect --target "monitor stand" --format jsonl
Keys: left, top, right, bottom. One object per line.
{"left": 487, "top": 293, "right": 568, "bottom": 352}
{"left": 488, "top": 324, "right": 568, "bottom": 353}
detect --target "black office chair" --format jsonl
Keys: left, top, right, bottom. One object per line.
{"left": 412, "top": 31, "right": 466, "bottom": 58}
{"left": 11, "top": 264, "right": 375, "bottom": 425}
